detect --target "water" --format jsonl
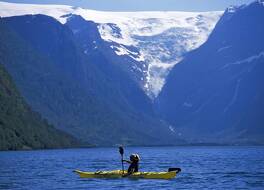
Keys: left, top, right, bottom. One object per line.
{"left": 0, "top": 146, "right": 264, "bottom": 190}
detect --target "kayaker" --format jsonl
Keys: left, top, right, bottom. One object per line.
{"left": 122, "top": 154, "right": 140, "bottom": 176}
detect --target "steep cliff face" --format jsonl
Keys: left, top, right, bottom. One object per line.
{"left": 156, "top": 1, "right": 264, "bottom": 144}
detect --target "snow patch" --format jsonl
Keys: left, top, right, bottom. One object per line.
{"left": 227, "top": 6, "right": 237, "bottom": 13}
{"left": 221, "top": 51, "right": 264, "bottom": 69}
{"left": 111, "top": 45, "right": 144, "bottom": 62}
{"left": 169, "top": 126, "right": 175, "bottom": 133}
{"left": 217, "top": 45, "right": 232, "bottom": 53}
{"left": 0, "top": 1, "right": 73, "bottom": 24}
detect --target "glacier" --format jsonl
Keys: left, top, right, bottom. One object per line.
{"left": 0, "top": 1, "right": 223, "bottom": 98}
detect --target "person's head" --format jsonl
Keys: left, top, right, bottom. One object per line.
{"left": 130, "top": 154, "right": 140, "bottom": 162}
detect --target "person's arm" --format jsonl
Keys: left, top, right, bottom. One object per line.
{"left": 122, "top": 159, "right": 132, "bottom": 164}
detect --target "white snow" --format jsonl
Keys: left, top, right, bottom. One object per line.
{"left": 221, "top": 51, "right": 264, "bottom": 69}
{"left": 111, "top": 45, "right": 144, "bottom": 62}
{"left": 0, "top": 2, "right": 73, "bottom": 24}
{"left": 227, "top": 6, "right": 237, "bottom": 13}
{"left": 0, "top": 1, "right": 223, "bottom": 98}
{"left": 169, "top": 126, "right": 175, "bottom": 133}
{"left": 94, "top": 11, "right": 223, "bottom": 97}
{"left": 217, "top": 45, "right": 232, "bottom": 53}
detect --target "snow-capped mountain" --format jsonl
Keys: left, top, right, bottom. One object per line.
{"left": 1, "top": 12, "right": 181, "bottom": 146}
{"left": 0, "top": 1, "right": 223, "bottom": 98}
{"left": 96, "top": 11, "right": 222, "bottom": 98}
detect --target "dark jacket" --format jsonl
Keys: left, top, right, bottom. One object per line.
{"left": 128, "top": 161, "right": 139, "bottom": 173}
{"left": 123, "top": 160, "right": 139, "bottom": 176}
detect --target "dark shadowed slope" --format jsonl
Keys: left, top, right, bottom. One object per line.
{"left": 0, "top": 63, "right": 79, "bottom": 151}
{"left": 156, "top": 1, "right": 264, "bottom": 145}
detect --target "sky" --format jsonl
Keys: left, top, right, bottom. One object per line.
{"left": 1, "top": 0, "right": 255, "bottom": 11}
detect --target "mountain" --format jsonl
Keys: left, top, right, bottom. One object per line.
{"left": 0, "top": 14, "right": 180, "bottom": 146}
{"left": 0, "top": 1, "right": 223, "bottom": 98}
{"left": 156, "top": 1, "right": 264, "bottom": 145}
{"left": 65, "top": 14, "right": 154, "bottom": 115}
{"left": 0, "top": 62, "right": 79, "bottom": 151}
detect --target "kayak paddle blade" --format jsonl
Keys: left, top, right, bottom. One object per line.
{"left": 119, "top": 146, "right": 124, "bottom": 155}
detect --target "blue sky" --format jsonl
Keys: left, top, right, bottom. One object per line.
{"left": 1, "top": 0, "right": 255, "bottom": 11}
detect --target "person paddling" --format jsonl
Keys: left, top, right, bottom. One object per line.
{"left": 122, "top": 154, "right": 140, "bottom": 176}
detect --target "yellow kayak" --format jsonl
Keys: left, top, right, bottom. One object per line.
{"left": 74, "top": 168, "right": 181, "bottom": 180}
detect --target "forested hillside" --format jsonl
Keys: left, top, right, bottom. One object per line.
{"left": 0, "top": 64, "right": 79, "bottom": 150}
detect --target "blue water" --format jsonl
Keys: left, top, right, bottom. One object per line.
{"left": 0, "top": 146, "right": 264, "bottom": 190}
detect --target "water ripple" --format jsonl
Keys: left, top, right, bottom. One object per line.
{"left": 0, "top": 146, "right": 264, "bottom": 189}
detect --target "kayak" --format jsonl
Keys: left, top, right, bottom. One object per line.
{"left": 74, "top": 168, "right": 181, "bottom": 180}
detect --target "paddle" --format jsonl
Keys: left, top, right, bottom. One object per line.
{"left": 119, "top": 146, "right": 124, "bottom": 174}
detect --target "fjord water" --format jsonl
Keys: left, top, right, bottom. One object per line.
{"left": 0, "top": 147, "right": 264, "bottom": 190}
